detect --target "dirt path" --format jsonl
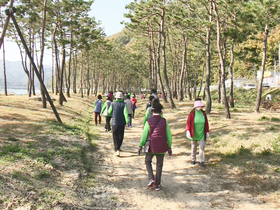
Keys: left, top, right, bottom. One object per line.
{"left": 91, "top": 101, "right": 278, "bottom": 210}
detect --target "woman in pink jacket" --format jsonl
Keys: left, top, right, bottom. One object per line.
{"left": 186, "top": 99, "right": 209, "bottom": 167}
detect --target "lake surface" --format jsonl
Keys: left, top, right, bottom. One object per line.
{"left": 0, "top": 88, "right": 41, "bottom": 95}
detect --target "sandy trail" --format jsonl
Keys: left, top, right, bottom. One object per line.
{"left": 92, "top": 102, "right": 277, "bottom": 210}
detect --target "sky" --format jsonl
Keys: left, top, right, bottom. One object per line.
{"left": 0, "top": 0, "right": 133, "bottom": 66}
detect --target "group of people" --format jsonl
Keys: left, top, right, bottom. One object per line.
{"left": 94, "top": 90, "right": 209, "bottom": 191}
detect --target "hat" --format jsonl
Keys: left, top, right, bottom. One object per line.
{"left": 194, "top": 100, "right": 205, "bottom": 108}
{"left": 115, "top": 92, "right": 123, "bottom": 99}
{"left": 106, "top": 93, "right": 110, "bottom": 97}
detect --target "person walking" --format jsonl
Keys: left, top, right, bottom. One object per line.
{"left": 107, "top": 92, "right": 130, "bottom": 157}
{"left": 124, "top": 93, "right": 133, "bottom": 127}
{"left": 131, "top": 95, "right": 137, "bottom": 119}
{"left": 138, "top": 101, "right": 172, "bottom": 191}
{"left": 101, "top": 94, "right": 112, "bottom": 132}
{"left": 186, "top": 98, "right": 209, "bottom": 167}
{"left": 94, "top": 94, "right": 103, "bottom": 126}
{"left": 143, "top": 98, "right": 159, "bottom": 126}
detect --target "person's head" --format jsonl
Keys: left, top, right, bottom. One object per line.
{"left": 106, "top": 96, "right": 111, "bottom": 101}
{"left": 132, "top": 95, "right": 135, "bottom": 98}
{"left": 115, "top": 92, "right": 123, "bottom": 100}
{"left": 193, "top": 98, "right": 205, "bottom": 111}
{"left": 97, "top": 94, "right": 102, "bottom": 100}
{"left": 152, "top": 101, "right": 163, "bottom": 114}
{"left": 149, "top": 95, "right": 154, "bottom": 102}
{"left": 151, "top": 88, "right": 156, "bottom": 94}
{"left": 152, "top": 98, "right": 159, "bottom": 106}
{"left": 126, "top": 94, "right": 130, "bottom": 99}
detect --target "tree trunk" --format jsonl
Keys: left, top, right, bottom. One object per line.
{"left": 2, "top": 40, "right": 7, "bottom": 96}
{"left": 160, "top": 4, "right": 176, "bottom": 109}
{"left": 197, "top": 59, "right": 205, "bottom": 97}
{"left": 205, "top": 1, "right": 213, "bottom": 114}
{"left": 229, "top": 44, "right": 234, "bottom": 108}
{"left": 59, "top": 30, "right": 67, "bottom": 105}
{"left": 51, "top": 43, "right": 54, "bottom": 93}
{"left": 39, "top": 0, "right": 48, "bottom": 108}
{"left": 213, "top": 1, "right": 230, "bottom": 119}
{"left": 86, "top": 50, "right": 90, "bottom": 97}
{"left": 66, "top": 30, "right": 73, "bottom": 98}
{"left": 178, "top": 36, "right": 187, "bottom": 101}
{"left": 156, "top": 26, "right": 167, "bottom": 103}
{"left": 218, "top": 65, "right": 221, "bottom": 103}
{"left": 254, "top": 24, "right": 269, "bottom": 113}
{"left": 80, "top": 52, "right": 84, "bottom": 98}
{"left": 73, "top": 49, "right": 77, "bottom": 94}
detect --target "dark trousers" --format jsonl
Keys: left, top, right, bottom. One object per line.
{"left": 112, "top": 125, "right": 125, "bottom": 151}
{"left": 145, "top": 153, "right": 165, "bottom": 185}
{"left": 105, "top": 117, "right": 112, "bottom": 131}
{"left": 132, "top": 109, "right": 136, "bottom": 118}
{"left": 95, "top": 112, "right": 101, "bottom": 125}
{"left": 128, "top": 114, "right": 132, "bottom": 126}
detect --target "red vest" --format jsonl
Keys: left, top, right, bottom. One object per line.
{"left": 147, "top": 115, "right": 168, "bottom": 153}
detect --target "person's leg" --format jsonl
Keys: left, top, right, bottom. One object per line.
{"left": 94, "top": 112, "right": 98, "bottom": 125}
{"left": 155, "top": 154, "right": 165, "bottom": 186}
{"left": 145, "top": 153, "right": 154, "bottom": 181}
{"left": 128, "top": 114, "right": 132, "bottom": 126}
{"left": 98, "top": 113, "right": 101, "bottom": 124}
{"left": 132, "top": 109, "right": 135, "bottom": 118}
{"left": 105, "top": 117, "right": 107, "bottom": 130}
{"left": 112, "top": 126, "right": 118, "bottom": 151}
{"left": 106, "top": 117, "right": 111, "bottom": 131}
{"left": 199, "top": 140, "right": 205, "bottom": 163}
{"left": 117, "top": 125, "right": 125, "bottom": 150}
{"left": 191, "top": 141, "right": 198, "bottom": 162}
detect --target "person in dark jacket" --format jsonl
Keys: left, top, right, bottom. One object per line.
{"left": 107, "top": 92, "right": 130, "bottom": 157}
{"left": 138, "top": 102, "right": 172, "bottom": 191}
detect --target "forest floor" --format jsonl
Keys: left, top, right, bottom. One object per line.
{"left": 0, "top": 93, "right": 280, "bottom": 209}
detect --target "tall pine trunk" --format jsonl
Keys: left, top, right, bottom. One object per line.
{"left": 255, "top": 24, "right": 269, "bottom": 113}
{"left": 39, "top": 0, "right": 47, "bottom": 108}
{"left": 229, "top": 44, "right": 234, "bottom": 108}
{"left": 213, "top": 1, "right": 230, "bottom": 119}
{"left": 2, "top": 40, "right": 7, "bottom": 96}
{"left": 205, "top": 1, "right": 213, "bottom": 114}
{"left": 160, "top": 4, "right": 176, "bottom": 108}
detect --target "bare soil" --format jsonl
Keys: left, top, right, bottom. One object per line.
{"left": 0, "top": 95, "right": 280, "bottom": 209}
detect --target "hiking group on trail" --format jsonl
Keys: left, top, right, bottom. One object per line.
{"left": 94, "top": 90, "right": 210, "bottom": 191}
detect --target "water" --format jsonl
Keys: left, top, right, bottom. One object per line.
{"left": 0, "top": 87, "right": 41, "bottom": 95}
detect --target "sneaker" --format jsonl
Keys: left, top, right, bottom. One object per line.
{"left": 199, "top": 162, "right": 206, "bottom": 167}
{"left": 114, "top": 150, "right": 120, "bottom": 157}
{"left": 155, "top": 185, "right": 162, "bottom": 191}
{"left": 191, "top": 161, "right": 196, "bottom": 165}
{"left": 147, "top": 178, "right": 155, "bottom": 187}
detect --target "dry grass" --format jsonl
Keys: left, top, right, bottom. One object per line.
{"left": 0, "top": 90, "right": 280, "bottom": 208}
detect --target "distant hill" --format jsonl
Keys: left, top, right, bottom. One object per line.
{"left": 0, "top": 59, "right": 52, "bottom": 88}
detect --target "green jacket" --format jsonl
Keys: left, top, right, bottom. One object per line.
{"left": 101, "top": 100, "right": 112, "bottom": 117}
{"left": 139, "top": 118, "right": 172, "bottom": 154}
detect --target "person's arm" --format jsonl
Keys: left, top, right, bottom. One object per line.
{"left": 166, "top": 121, "right": 172, "bottom": 148}
{"left": 140, "top": 122, "right": 150, "bottom": 146}
{"left": 108, "top": 104, "right": 113, "bottom": 115}
{"left": 143, "top": 108, "right": 150, "bottom": 125}
{"left": 101, "top": 101, "right": 107, "bottom": 114}
{"left": 123, "top": 105, "right": 130, "bottom": 124}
